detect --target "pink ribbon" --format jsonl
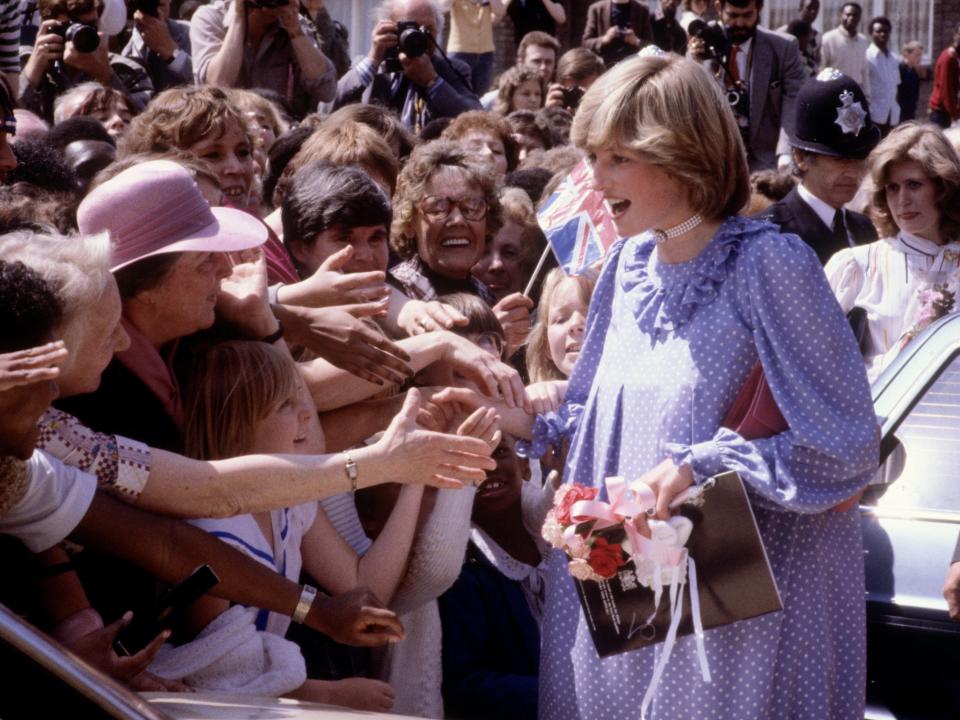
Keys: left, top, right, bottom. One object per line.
{"left": 566, "top": 476, "right": 685, "bottom": 567}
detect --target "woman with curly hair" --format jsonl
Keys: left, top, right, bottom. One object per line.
{"left": 387, "top": 139, "right": 502, "bottom": 304}
{"left": 826, "top": 122, "right": 960, "bottom": 380}
{"left": 120, "top": 85, "right": 258, "bottom": 214}
{"left": 441, "top": 110, "right": 519, "bottom": 177}
{"left": 493, "top": 65, "right": 545, "bottom": 116}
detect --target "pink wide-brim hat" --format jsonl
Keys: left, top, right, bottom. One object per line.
{"left": 77, "top": 159, "right": 267, "bottom": 271}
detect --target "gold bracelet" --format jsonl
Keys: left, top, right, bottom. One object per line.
{"left": 343, "top": 451, "right": 358, "bottom": 492}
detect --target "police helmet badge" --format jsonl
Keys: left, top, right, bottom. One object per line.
{"left": 834, "top": 90, "right": 867, "bottom": 137}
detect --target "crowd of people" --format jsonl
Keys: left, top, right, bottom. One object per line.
{"left": 2, "top": 0, "right": 960, "bottom": 718}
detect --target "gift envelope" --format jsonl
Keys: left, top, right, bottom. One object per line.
{"left": 574, "top": 471, "right": 782, "bottom": 658}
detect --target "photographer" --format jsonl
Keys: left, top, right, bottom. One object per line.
{"left": 191, "top": 0, "right": 335, "bottom": 120}
{"left": 330, "top": 0, "right": 480, "bottom": 133}
{"left": 121, "top": 0, "right": 192, "bottom": 92}
{"left": 581, "top": 0, "right": 653, "bottom": 69}
{"left": 19, "top": 0, "right": 152, "bottom": 124}
{"left": 688, "top": 0, "right": 805, "bottom": 171}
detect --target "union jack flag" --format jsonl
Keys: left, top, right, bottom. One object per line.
{"left": 537, "top": 159, "right": 620, "bottom": 276}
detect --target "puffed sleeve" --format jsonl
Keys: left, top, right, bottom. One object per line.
{"left": 666, "top": 232, "right": 879, "bottom": 512}
{"left": 824, "top": 245, "right": 867, "bottom": 313}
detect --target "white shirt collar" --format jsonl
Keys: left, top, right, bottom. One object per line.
{"left": 891, "top": 230, "right": 960, "bottom": 257}
{"left": 797, "top": 182, "right": 841, "bottom": 229}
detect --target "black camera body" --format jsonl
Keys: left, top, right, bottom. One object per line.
{"left": 687, "top": 19, "right": 729, "bottom": 63}
{"left": 130, "top": 0, "right": 160, "bottom": 17}
{"left": 50, "top": 21, "right": 100, "bottom": 53}
{"left": 246, "top": 0, "right": 288, "bottom": 8}
{"left": 383, "top": 20, "right": 431, "bottom": 73}
{"left": 561, "top": 85, "right": 584, "bottom": 110}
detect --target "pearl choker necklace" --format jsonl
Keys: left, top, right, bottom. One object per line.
{"left": 652, "top": 214, "right": 703, "bottom": 245}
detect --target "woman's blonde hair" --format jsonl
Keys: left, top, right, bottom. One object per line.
{"left": 183, "top": 341, "right": 300, "bottom": 461}
{"left": 571, "top": 54, "right": 750, "bottom": 221}
{"left": 867, "top": 122, "right": 960, "bottom": 241}
{"left": 390, "top": 140, "right": 502, "bottom": 258}
{"left": 526, "top": 267, "right": 597, "bottom": 382}
{"left": 118, "top": 86, "right": 253, "bottom": 157}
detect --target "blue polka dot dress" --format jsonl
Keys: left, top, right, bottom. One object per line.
{"left": 534, "top": 217, "right": 879, "bottom": 720}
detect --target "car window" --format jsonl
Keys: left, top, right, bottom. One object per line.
{"left": 874, "top": 357, "right": 960, "bottom": 514}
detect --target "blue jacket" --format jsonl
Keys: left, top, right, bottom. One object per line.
{"left": 438, "top": 542, "right": 540, "bottom": 720}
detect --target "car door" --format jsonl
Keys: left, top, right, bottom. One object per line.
{"left": 864, "top": 314, "right": 960, "bottom": 719}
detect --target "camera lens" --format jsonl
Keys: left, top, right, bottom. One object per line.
{"left": 65, "top": 23, "right": 100, "bottom": 53}
{"left": 398, "top": 24, "right": 429, "bottom": 59}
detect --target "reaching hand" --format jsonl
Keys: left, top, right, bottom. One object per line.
{"left": 66, "top": 611, "right": 170, "bottom": 683}
{"left": 0, "top": 341, "right": 67, "bottom": 392}
{"left": 284, "top": 246, "right": 392, "bottom": 309}
{"left": 439, "top": 331, "right": 529, "bottom": 410}
{"left": 217, "top": 252, "right": 278, "bottom": 339}
{"left": 397, "top": 299, "right": 468, "bottom": 335}
{"left": 491, "top": 292, "right": 534, "bottom": 350}
{"left": 286, "top": 305, "right": 413, "bottom": 385}
{"left": 373, "top": 387, "right": 497, "bottom": 488}
{"left": 307, "top": 586, "right": 404, "bottom": 646}
{"left": 638, "top": 458, "right": 694, "bottom": 522}
{"left": 526, "top": 379, "right": 568, "bottom": 416}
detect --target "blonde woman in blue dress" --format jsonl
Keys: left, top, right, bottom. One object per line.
{"left": 520, "top": 53, "right": 879, "bottom": 719}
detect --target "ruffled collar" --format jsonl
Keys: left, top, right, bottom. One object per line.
{"left": 619, "top": 215, "right": 774, "bottom": 342}
{"left": 888, "top": 231, "right": 960, "bottom": 260}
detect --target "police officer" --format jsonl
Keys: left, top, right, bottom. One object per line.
{"left": 758, "top": 68, "right": 881, "bottom": 265}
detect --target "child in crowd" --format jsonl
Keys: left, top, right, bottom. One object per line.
{"left": 153, "top": 340, "right": 497, "bottom": 711}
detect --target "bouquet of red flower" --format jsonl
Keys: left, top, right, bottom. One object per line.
{"left": 542, "top": 483, "right": 629, "bottom": 582}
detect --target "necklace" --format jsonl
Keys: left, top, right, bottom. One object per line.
{"left": 652, "top": 214, "right": 703, "bottom": 245}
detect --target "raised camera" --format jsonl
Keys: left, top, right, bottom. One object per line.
{"left": 246, "top": 0, "right": 289, "bottom": 8}
{"left": 50, "top": 21, "right": 100, "bottom": 53}
{"left": 383, "top": 20, "right": 431, "bottom": 73}
{"left": 130, "top": 0, "right": 159, "bottom": 17}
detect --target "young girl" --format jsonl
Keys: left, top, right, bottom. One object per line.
{"left": 494, "top": 66, "right": 546, "bottom": 116}
{"left": 151, "top": 340, "right": 498, "bottom": 711}
{"left": 525, "top": 267, "right": 598, "bottom": 413}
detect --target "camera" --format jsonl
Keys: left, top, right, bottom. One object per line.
{"left": 49, "top": 21, "right": 100, "bottom": 53}
{"left": 130, "top": 0, "right": 159, "bottom": 17}
{"left": 561, "top": 85, "right": 584, "bottom": 110}
{"left": 383, "top": 20, "right": 431, "bottom": 73}
{"left": 246, "top": 0, "right": 288, "bottom": 8}
{"left": 687, "top": 19, "right": 729, "bottom": 63}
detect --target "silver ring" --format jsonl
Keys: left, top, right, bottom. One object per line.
{"left": 645, "top": 507, "right": 656, "bottom": 517}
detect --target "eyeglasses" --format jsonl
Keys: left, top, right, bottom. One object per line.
{"left": 420, "top": 195, "right": 487, "bottom": 222}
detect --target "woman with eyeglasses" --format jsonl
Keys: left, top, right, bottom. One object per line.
{"left": 387, "top": 139, "right": 502, "bottom": 305}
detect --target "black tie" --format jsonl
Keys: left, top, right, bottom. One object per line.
{"left": 832, "top": 209, "right": 849, "bottom": 248}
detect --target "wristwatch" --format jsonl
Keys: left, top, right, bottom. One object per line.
{"left": 162, "top": 48, "right": 181, "bottom": 65}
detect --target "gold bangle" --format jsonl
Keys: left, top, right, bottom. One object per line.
{"left": 343, "top": 451, "right": 358, "bottom": 492}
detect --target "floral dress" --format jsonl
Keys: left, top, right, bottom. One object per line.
{"left": 527, "top": 217, "right": 878, "bottom": 720}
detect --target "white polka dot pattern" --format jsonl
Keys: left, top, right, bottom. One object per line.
{"left": 536, "top": 217, "right": 879, "bottom": 720}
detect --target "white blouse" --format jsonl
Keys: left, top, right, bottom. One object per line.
{"left": 825, "top": 232, "right": 960, "bottom": 382}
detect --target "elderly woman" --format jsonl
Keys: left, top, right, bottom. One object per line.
{"left": 513, "top": 54, "right": 878, "bottom": 719}
{"left": 56, "top": 158, "right": 271, "bottom": 452}
{"left": 826, "top": 122, "right": 960, "bottom": 381}
{"left": 388, "top": 139, "right": 502, "bottom": 304}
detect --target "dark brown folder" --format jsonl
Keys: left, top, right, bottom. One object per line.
{"left": 574, "top": 472, "right": 782, "bottom": 658}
